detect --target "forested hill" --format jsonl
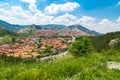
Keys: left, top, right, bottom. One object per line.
{"left": 0, "top": 28, "right": 19, "bottom": 37}
{"left": 76, "top": 31, "right": 120, "bottom": 52}
{"left": 0, "top": 20, "right": 27, "bottom": 31}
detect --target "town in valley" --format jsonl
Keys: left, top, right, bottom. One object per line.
{"left": 0, "top": 25, "right": 95, "bottom": 58}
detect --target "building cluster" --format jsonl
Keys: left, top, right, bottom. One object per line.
{"left": 0, "top": 38, "right": 38, "bottom": 58}
{"left": 35, "top": 30, "right": 58, "bottom": 37}
{"left": 0, "top": 29, "right": 93, "bottom": 58}
{"left": 40, "top": 37, "right": 72, "bottom": 52}
{"left": 34, "top": 29, "right": 94, "bottom": 38}
{"left": 0, "top": 32, "right": 72, "bottom": 58}
{"left": 59, "top": 30, "right": 94, "bottom": 36}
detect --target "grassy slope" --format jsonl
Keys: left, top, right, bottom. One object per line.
{"left": 0, "top": 51, "right": 120, "bottom": 80}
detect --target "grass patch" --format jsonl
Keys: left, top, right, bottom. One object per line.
{"left": 0, "top": 51, "right": 120, "bottom": 80}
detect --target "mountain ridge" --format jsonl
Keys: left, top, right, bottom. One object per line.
{"left": 0, "top": 20, "right": 101, "bottom": 35}
{"left": 0, "top": 20, "right": 27, "bottom": 31}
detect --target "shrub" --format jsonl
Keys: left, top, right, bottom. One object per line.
{"left": 69, "top": 37, "right": 94, "bottom": 57}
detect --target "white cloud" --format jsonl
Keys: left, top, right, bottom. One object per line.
{"left": 116, "top": 1, "right": 120, "bottom": 6}
{"left": 117, "top": 16, "right": 120, "bottom": 22}
{"left": 77, "top": 16, "right": 95, "bottom": 22}
{"left": 29, "top": 3, "right": 38, "bottom": 12}
{"left": 94, "top": 19, "right": 120, "bottom": 33}
{"left": 11, "top": 6, "right": 31, "bottom": 19}
{"left": 21, "top": 0, "right": 38, "bottom": 12}
{"left": 72, "top": 17, "right": 120, "bottom": 33}
{"left": 73, "top": 17, "right": 120, "bottom": 33}
{"left": 52, "top": 13, "right": 77, "bottom": 25}
{"left": 52, "top": 15, "right": 96, "bottom": 30}
{"left": 28, "top": 12, "right": 54, "bottom": 24}
{"left": 0, "top": 6, "right": 32, "bottom": 24}
{"left": 99, "top": 19, "right": 112, "bottom": 24}
{"left": 0, "top": 6, "right": 30, "bottom": 18}
{"left": 0, "top": 4, "right": 120, "bottom": 33}
{"left": 45, "top": 2, "right": 80, "bottom": 14}
{"left": 75, "top": 16, "right": 96, "bottom": 30}
{"left": 0, "top": 2, "right": 9, "bottom": 7}
{"left": 0, "top": 4, "right": 54, "bottom": 25}
{"left": 0, "top": 2, "right": 120, "bottom": 33}
{"left": 21, "top": 0, "right": 36, "bottom": 4}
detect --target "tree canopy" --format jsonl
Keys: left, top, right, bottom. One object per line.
{"left": 69, "top": 37, "right": 94, "bottom": 57}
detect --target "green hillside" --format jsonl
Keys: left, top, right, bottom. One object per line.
{"left": 0, "top": 20, "right": 27, "bottom": 31}
{"left": 77, "top": 31, "right": 120, "bottom": 52}
{"left": 0, "top": 28, "right": 19, "bottom": 37}
{"left": 0, "top": 28, "right": 20, "bottom": 45}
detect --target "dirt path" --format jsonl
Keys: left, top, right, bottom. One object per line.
{"left": 107, "top": 61, "right": 120, "bottom": 70}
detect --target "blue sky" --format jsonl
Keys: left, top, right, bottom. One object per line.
{"left": 0, "top": 0, "right": 120, "bottom": 33}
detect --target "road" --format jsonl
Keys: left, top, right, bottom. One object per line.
{"left": 39, "top": 51, "right": 68, "bottom": 61}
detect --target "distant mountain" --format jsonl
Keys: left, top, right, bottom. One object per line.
{"left": 0, "top": 20, "right": 101, "bottom": 35}
{"left": 0, "top": 20, "right": 27, "bottom": 31}
{"left": 39, "top": 24, "right": 65, "bottom": 30}
{"left": 66, "top": 25, "right": 101, "bottom": 35}
{"left": 0, "top": 20, "right": 43, "bottom": 31}
{"left": 90, "top": 30, "right": 102, "bottom": 35}
{"left": 29, "top": 24, "right": 42, "bottom": 29}
{"left": 38, "top": 24, "right": 101, "bottom": 35}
